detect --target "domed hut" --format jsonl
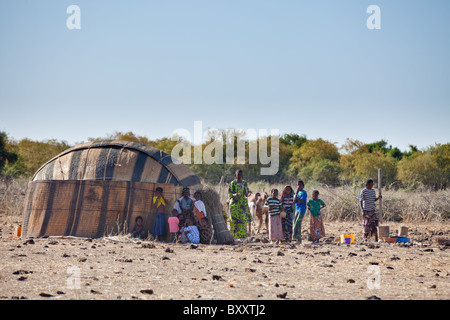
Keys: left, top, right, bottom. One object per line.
{"left": 21, "top": 140, "right": 207, "bottom": 240}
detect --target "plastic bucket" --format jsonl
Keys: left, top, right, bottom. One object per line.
{"left": 340, "top": 234, "right": 355, "bottom": 244}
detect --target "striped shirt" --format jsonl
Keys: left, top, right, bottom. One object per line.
{"left": 359, "top": 188, "right": 377, "bottom": 211}
{"left": 265, "top": 197, "right": 282, "bottom": 216}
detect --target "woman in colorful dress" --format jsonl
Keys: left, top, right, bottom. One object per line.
{"left": 307, "top": 190, "right": 326, "bottom": 243}
{"left": 280, "top": 185, "right": 294, "bottom": 242}
{"left": 228, "top": 170, "right": 252, "bottom": 240}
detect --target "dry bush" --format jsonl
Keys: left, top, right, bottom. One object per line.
{"left": 2, "top": 177, "right": 448, "bottom": 224}
{"left": 208, "top": 181, "right": 449, "bottom": 223}
{"left": 0, "top": 177, "right": 28, "bottom": 217}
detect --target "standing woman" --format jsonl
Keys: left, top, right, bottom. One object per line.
{"left": 228, "top": 170, "right": 252, "bottom": 240}
{"left": 280, "top": 185, "right": 294, "bottom": 242}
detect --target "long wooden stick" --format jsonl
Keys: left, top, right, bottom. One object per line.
{"left": 378, "top": 168, "right": 383, "bottom": 223}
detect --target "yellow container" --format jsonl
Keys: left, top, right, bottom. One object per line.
{"left": 340, "top": 234, "right": 355, "bottom": 244}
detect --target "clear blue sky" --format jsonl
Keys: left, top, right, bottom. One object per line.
{"left": 1, "top": 0, "right": 449, "bottom": 151}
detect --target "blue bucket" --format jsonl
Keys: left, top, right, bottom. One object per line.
{"left": 396, "top": 237, "right": 409, "bottom": 243}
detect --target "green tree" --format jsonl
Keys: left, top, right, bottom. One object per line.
{"left": 8, "top": 138, "right": 71, "bottom": 176}
{"left": 340, "top": 139, "right": 397, "bottom": 185}
{"left": 280, "top": 133, "right": 307, "bottom": 149}
{"left": 288, "top": 138, "right": 341, "bottom": 183}
{"left": 397, "top": 143, "right": 449, "bottom": 189}
{"left": 299, "top": 159, "right": 342, "bottom": 186}
{"left": 0, "top": 132, "right": 18, "bottom": 175}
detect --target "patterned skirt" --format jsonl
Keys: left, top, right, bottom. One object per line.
{"left": 363, "top": 210, "right": 379, "bottom": 239}
{"left": 281, "top": 207, "right": 293, "bottom": 241}
{"left": 229, "top": 201, "right": 252, "bottom": 238}
{"left": 310, "top": 215, "right": 325, "bottom": 241}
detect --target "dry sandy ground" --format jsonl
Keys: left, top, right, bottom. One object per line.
{"left": 0, "top": 215, "right": 449, "bottom": 300}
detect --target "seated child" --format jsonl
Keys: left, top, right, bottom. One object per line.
{"left": 198, "top": 217, "right": 212, "bottom": 244}
{"left": 131, "top": 216, "right": 145, "bottom": 239}
{"left": 168, "top": 209, "right": 180, "bottom": 243}
{"left": 183, "top": 218, "right": 200, "bottom": 244}
{"left": 177, "top": 216, "right": 187, "bottom": 243}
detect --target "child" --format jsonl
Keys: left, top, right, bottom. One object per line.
{"left": 198, "top": 217, "right": 212, "bottom": 244}
{"left": 168, "top": 209, "right": 180, "bottom": 243}
{"left": 359, "top": 179, "right": 382, "bottom": 241}
{"left": 292, "top": 180, "right": 307, "bottom": 244}
{"left": 265, "top": 189, "right": 283, "bottom": 243}
{"left": 131, "top": 216, "right": 145, "bottom": 239}
{"left": 174, "top": 187, "right": 195, "bottom": 222}
{"left": 152, "top": 187, "right": 166, "bottom": 241}
{"left": 183, "top": 218, "right": 200, "bottom": 244}
{"left": 307, "top": 190, "right": 326, "bottom": 243}
{"left": 177, "top": 216, "right": 187, "bottom": 243}
{"left": 280, "top": 185, "right": 294, "bottom": 242}
{"left": 193, "top": 191, "right": 207, "bottom": 223}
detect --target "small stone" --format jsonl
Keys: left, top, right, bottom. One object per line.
{"left": 276, "top": 292, "right": 288, "bottom": 299}
{"left": 39, "top": 293, "right": 53, "bottom": 298}
{"left": 140, "top": 289, "right": 154, "bottom": 295}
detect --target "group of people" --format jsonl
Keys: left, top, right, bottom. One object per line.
{"left": 228, "top": 172, "right": 327, "bottom": 244}
{"left": 131, "top": 187, "right": 212, "bottom": 245}
{"left": 131, "top": 169, "right": 382, "bottom": 245}
{"left": 228, "top": 169, "right": 382, "bottom": 244}
{"left": 263, "top": 182, "right": 327, "bottom": 244}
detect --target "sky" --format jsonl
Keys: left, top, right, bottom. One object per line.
{"left": 1, "top": 0, "right": 449, "bottom": 152}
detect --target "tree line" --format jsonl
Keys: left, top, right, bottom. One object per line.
{"left": 1, "top": 131, "right": 448, "bottom": 189}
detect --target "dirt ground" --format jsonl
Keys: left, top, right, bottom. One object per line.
{"left": 0, "top": 214, "right": 449, "bottom": 300}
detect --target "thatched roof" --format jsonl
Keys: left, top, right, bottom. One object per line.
{"left": 32, "top": 140, "right": 201, "bottom": 189}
